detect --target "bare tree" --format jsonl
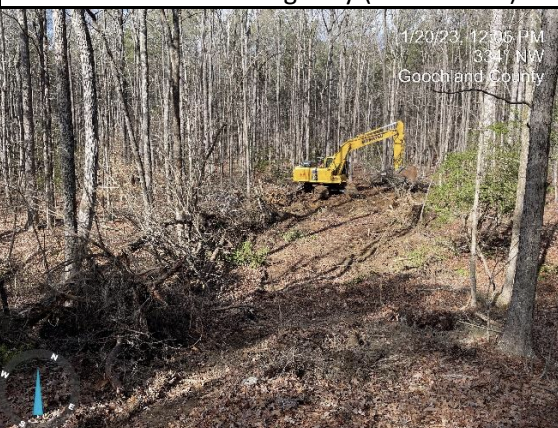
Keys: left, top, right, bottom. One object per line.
{"left": 88, "top": 12, "right": 151, "bottom": 213}
{"left": 498, "top": 9, "right": 539, "bottom": 307}
{"left": 54, "top": 9, "right": 78, "bottom": 279}
{"left": 139, "top": 9, "right": 153, "bottom": 205}
{"left": 498, "top": 8, "right": 558, "bottom": 357}
{"left": 468, "top": 9, "right": 503, "bottom": 308}
{"left": 73, "top": 9, "right": 100, "bottom": 242}
{"left": 0, "top": 12, "right": 8, "bottom": 200}
{"left": 381, "top": 9, "right": 389, "bottom": 172}
{"left": 37, "top": 9, "right": 55, "bottom": 229}
{"left": 241, "top": 10, "right": 251, "bottom": 195}
{"left": 18, "top": 9, "right": 37, "bottom": 228}
{"left": 161, "top": 9, "right": 186, "bottom": 236}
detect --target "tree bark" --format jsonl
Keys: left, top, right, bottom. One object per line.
{"left": 468, "top": 9, "right": 503, "bottom": 308}
{"left": 169, "top": 9, "right": 182, "bottom": 187}
{"left": 159, "top": 11, "right": 172, "bottom": 201}
{"left": 18, "top": 9, "right": 37, "bottom": 228}
{"left": 498, "top": 9, "right": 538, "bottom": 307}
{"left": 38, "top": 10, "right": 55, "bottom": 229}
{"left": 498, "top": 8, "right": 558, "bottom": 357}
{"left": 381, "top": 9, "right": 389, "bottom": 172}
{"left": 166, "top": 9, "right": 186, "bottom": 236}
{"left": 53, "top": 9, "right": 78, "bottom": 279}
{"left": 139, "top": 9, "right": 153, "bottom": 206}
{"left": 0, "top": 13, "right": 8, "bottom": 201}
{"left": 73, "top": 9, "right": 100, "bottom": 242}
{"left": 241, "top": 10, "right": 251, "bottom": 196}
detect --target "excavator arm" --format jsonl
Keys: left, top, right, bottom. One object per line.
{"left": 328, "top": 121, "right": 405, "bottom": 175}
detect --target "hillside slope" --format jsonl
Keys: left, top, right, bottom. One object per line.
{"left": 102, "top": 184, "right": 558, "bottom": 428}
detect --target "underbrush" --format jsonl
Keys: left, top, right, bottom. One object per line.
{"left": 228, "top": 241, "right": 268, "bottom": 268}
{"left": 393, "top": 242, "right": 450, "bottom": 271}
{"left": 282, "top": 228, "right": 304, "bottom": 243}
{"left": 0, "top": 180, "right": 286, "bottom": 396}
{"left": 427, "top": 143, "right": 519, "bottom": 225}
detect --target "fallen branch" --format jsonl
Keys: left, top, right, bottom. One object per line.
{"left": 416, "top": 287, "right": 458, "bottom": 292}
{"left": 24, "top": 294, "right": 66, "bottom": 326}
{"left": 150, "top": 255, "right": 189, "bottom": 290}
{"left": 212, "top": 304, "right": 254, "bottom": 312}
{"left": 473, "top": 311, "right": 503, "bottom": 328}
{"left": 210, "top": 231, "right": 227, "bottom": 262}
{"left": 457, "top": 319, "right": 502, "bottom": 334}
{"left": 477, "top": 246, "right": 497, "bottom": 293}
{"left": 105, "top": 336, "right": 124, "bottom": 393}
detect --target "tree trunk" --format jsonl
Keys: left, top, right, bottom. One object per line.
{"left": 498, "top": 9, "right": 538, "bottom": 307}
{"left": 468, "top": 9, "right": 503, "bottom": 308}
{"left": 38, "top": 10, "right": 55, "bottom": 229}
{"left": 0, "top": 13, "right": 9, "bottom": 201}
{"left": 168, "top": 9, "right": 186, "bottom": 236}
{"left": 53, "top": 9, "right": 78, "bottom": 279}
{"left": 117, "top": 10, "right": 129, "bottom": 163}
{"left": 169, "top": 10, "right": 182, "bottom": 187}
{"left": 139, "top": 9, "right": 153, "bottom": 206}
{"left": 18, "top": 9, "right": 37, "bottom": 228}
{"left": 73, "top": 9, "right": 100, "bottom": 242}
{"left": 241, "top": 11, "right": 251, "bottom": 196}
{"left": 159, "top": 11, "right": 172, "bottom": 201}
{"left": 381, "top": 9, "right": 389, "bottom": 172}
{"left": 498, "top": 8, "right": 558, "bottom": 357}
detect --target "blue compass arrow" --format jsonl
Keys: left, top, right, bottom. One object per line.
{"left": 33, "top": 368, "right": 43, "bottom": 416}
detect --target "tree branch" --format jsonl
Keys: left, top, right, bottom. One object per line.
{"left": 432, "top": 88, "right": 531, "bottom": 107}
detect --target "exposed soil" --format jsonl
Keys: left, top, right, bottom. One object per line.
{"left": 2, "top": 183, "right": 558, "bottom": 427}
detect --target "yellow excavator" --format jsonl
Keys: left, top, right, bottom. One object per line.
{"left": 292, "top": 121, "right": 405, "bottom": 192}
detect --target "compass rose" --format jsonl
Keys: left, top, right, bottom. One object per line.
{"left": 0, "top": 349, "right": 79, "bottom": 427}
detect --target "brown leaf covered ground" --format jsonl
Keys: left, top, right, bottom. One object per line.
{"left": 2, "top": 183, "right": 558, "bottom": 427}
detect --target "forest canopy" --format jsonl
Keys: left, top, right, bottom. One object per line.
{"left": 1, "top": 8, "right": 558, "bottom": 428}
